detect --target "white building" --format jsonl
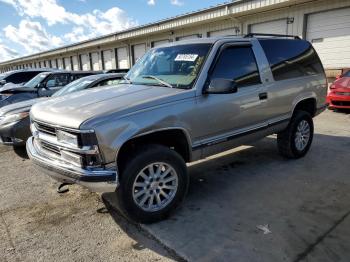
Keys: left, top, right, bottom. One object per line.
{"left": 1, "top": 0, "right": 350, "bottom": 77}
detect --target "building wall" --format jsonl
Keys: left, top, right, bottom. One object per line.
{"left": 1, "top": 0, "right": 350, "bottom": 73}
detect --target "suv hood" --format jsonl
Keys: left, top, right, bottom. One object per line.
{"left": 0, "top": 97, "right": 47, "bottom": 116}
{"left": 31, "top": 84, "right": 194, "bottom": 129}
{"left": 0, "top": 84, "right": 36, "bottom": 94}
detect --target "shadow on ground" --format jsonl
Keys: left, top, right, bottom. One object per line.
{"left": 103, "top": 133, "right": 350, "bottom": 261}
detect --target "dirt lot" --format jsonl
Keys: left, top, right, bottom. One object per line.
{"left": 1, "top": 109, "right": 350, "bottom": 262}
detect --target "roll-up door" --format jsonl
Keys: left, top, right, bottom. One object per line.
{"left": 91, "top": 52, "right": 100, "bottom": 70}
{"left": 64, "top": 57, "right": 71, "bottom": 70}
{"left": 306, "top": 8, "right": 350, "bottom": 69}
{"left": 102, "top": 50, "right": 113, "bottom": 70}
{"left": 176, "top": 34, "right": 201, "bottom": 41}
{"left": 250, "top": 19, "right": 287, "bottom": 35}
{"left": 152, "top": 39, "right": 170, "bottom": 47}
{"left": 72, "top": 56, "right": 79, "bottom": 71}
{"left": 117, "top": 47, "right": 129, "bottom": 69}
{"left": 51, "top": 59, "right": 56, "bottom": 68}
{"left": 80, "top": 54, "right": 89, "bottom": 71}
{"left": 57, "top": 59, "right": 64, "bottom": 69}
{"left": 208, "top": 28, "right": 238, "bottom": 37}
{"left": 132, "top": 43, "right": 146, "bottom": 64}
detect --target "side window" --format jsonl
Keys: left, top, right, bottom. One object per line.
{"left": 259, "top": 39, "right": 324, "bottom": 81}
{"left": 45, "top": 74, "right": 70, "bottom": 88}
{"left": 21, "top": 72, "right": 40, "bottom": 82}
{"left": 210, "top": 46, "right": 261, "bottom": 88}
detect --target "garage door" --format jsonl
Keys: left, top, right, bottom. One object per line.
{"left": 117, "top": 47, "right": 129, "bottom": 69}
{"left": 80, "top": 54, "right": 89, "bottom": 71}
{"left": 102, "top": 50, "right": 113, "bottom": 70}
{"left": 51, "top": 59, "right": 56, "bottom": 68}
{"left": 306, "top": 8, "right": 350, "bottom": 69}
{"left": 64, "top": 57, "right": 71, "bottom": 70}
{"left": 250, "top": 19, "right": 287, "bottom": 35}
{"left": 176, "top": 34, "right": 200, "bottom": 41}
{"left": 57, "top": 59, "right": 64, "bottom": 69}
{"left": 208, "top": 28, "right": 238, "bottom": 37}
{"left": 132, "top": 43, "right": 146, "bottom": 64}
{"left": 72, "top": 56, "right": 79, "bottom": 71}
{"left": 91, "top": 52, "right": 100, "bottom": 71}
{"left": 152, "top": 39, "right": 170, "bottom": 47}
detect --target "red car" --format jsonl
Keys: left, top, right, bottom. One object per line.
{"left": 327, "top": 70, "right": 350, "bottom": 109}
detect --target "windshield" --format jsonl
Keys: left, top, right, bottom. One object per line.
{"left": 25, "top": 72, "right": 49, "bottom": 88}
{"left": 52, "top": 77, "right": 95, "bottom": 97}
{"left": 0, "top": 72, "right": 11, "bottom": 81}
{"left": 125, "top": 43, "right": 212, "bottom": 89}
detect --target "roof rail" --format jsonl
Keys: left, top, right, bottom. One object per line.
{"left": 244, "top": 33, "right": 301, "bottom": 40}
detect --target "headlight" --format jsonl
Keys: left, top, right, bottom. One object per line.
{"left": 56, "top": 130, "right": 78, "bottom": 147}
{"left": 0, "top": 112, "right": 29, "bottom": 126}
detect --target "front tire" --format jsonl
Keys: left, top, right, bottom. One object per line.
{"left": 277, "top": 111, "right": 314, "bottom": 159}
{"left": 116, "top": 144, "right": 188, "bottom": 224}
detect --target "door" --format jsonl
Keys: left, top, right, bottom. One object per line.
{"left": 117, "top": 47, "right": 129, "bottom": 69}
{"left": 72, "top": 56, "right": 79, "bottom": 71}
{"left": 91, "top": 52, "right": 100, "bottom": 70}
{"left": 57, "top": 59, "right": 64, "bottom": 69}
{"left": 132, "top": 44, "right": 146, "bottom": 64}
{"left": 103, "top": 50, "right": 113, "bottom": 70}
{"left": 208, "top": 28, "right": 238, "bottom": 37}
{"left": 306, "top": 8, "right": 350, "bottom": 69}
{"left": 80, "top": 54, "right": 89, "bottom": 71}
{"left": 195, "top": 44, "right": 267, "bottom": 150}
{"left": 152, "top": 39, "right": 170, "bottom": 47}
{"left": 250, "top": 19, "right": 288, "bottom": 35}
{"left": 64, "top": 57, "right": 71, "bottom": 70}
{"left": 51, "top": 59, "right": 57, "bottom": 68}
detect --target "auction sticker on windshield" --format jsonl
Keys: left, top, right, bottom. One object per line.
{"left": 175, "top": 54, "right": 198, "bottom": 62}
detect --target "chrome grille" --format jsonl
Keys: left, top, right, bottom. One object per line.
{"left": 40, "top": 141, "right": 61, "bottom": 156}
{"left": 34, "top": 122, "right": 56, "bottom": 136}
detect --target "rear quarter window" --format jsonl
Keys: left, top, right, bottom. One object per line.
{"left": 259, "top": 39, "right": 324, "bottom": 81}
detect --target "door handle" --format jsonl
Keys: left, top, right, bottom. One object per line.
{"left": 259, "top": 92, "right": 268, "bottom": 100}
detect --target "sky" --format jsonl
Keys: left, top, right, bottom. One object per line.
{"left": 0, "top": 0, "right": 227, "bottom": 62}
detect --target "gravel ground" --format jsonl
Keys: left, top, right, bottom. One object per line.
{"left": 0, "top": 146, "right": 176, "bottom": 262}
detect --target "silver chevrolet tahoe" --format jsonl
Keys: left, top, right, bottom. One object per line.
{"left": 27, "top": 35, "right": 327, "bottom": 223}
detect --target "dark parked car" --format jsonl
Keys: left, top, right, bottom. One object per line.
{"left": 0, "top": 73, "right": 125, "bottom": 146}
{"left": 0, "top": 70, "right": 96, "bottom": 108}
{"left": 0, "top": 69, "right": 51, "bottom": 87}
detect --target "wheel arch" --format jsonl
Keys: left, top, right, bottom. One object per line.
{"left": 116, "top": 128, "right": 192, "bottom": 174}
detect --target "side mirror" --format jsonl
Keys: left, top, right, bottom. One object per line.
{"left": 204, "top": 78, "right": 238, "bottom": 94}
{"left": 37, "top": 82, "right": 45, "bottom": 89}
{"left": 46, "top": 80, "right": 56, "bottom": 88}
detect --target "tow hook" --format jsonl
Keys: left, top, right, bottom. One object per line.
{"left": 57, "top": 183, "right": 72, "bottom": 194}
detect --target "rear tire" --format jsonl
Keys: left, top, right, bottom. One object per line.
{"left": 277, "top": 110, "right": 314, "bottom": 159}
{"left": 116, "top": 144, "right": 188, "bottom": 224}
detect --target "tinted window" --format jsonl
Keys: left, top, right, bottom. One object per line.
{"left": 45, "top": 73, "right": 70, "bottom": 88}
{"left": 343, "top": 71, "right": 350, "bottom": 77}
{"left": 259, "top": 39, "right": 324, "bottom": 81}
{"left": 210, "top": 46, "right": 261, "bottom": 87}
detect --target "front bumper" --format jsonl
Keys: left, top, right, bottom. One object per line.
{"left": 26, "top": 137, "right": 119, "bottom": 192}
{"left": 327, "top": 93, "right": 350, "bottom": 109}
{"left": 0, "top": 116, "right": 31, "bottom": 146}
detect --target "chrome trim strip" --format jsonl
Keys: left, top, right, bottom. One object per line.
{"left": 193, "top": 116, "right": 290, "bottom": 149}
{"left": 33, "top": 119, "right": 95, "bottom": 134}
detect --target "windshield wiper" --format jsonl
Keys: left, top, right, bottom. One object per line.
{"left": 122, "top": 75, "right": 132, "bottom": 84}
{"left": 142, "top": 75, "right": 173, "bottom": 88}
